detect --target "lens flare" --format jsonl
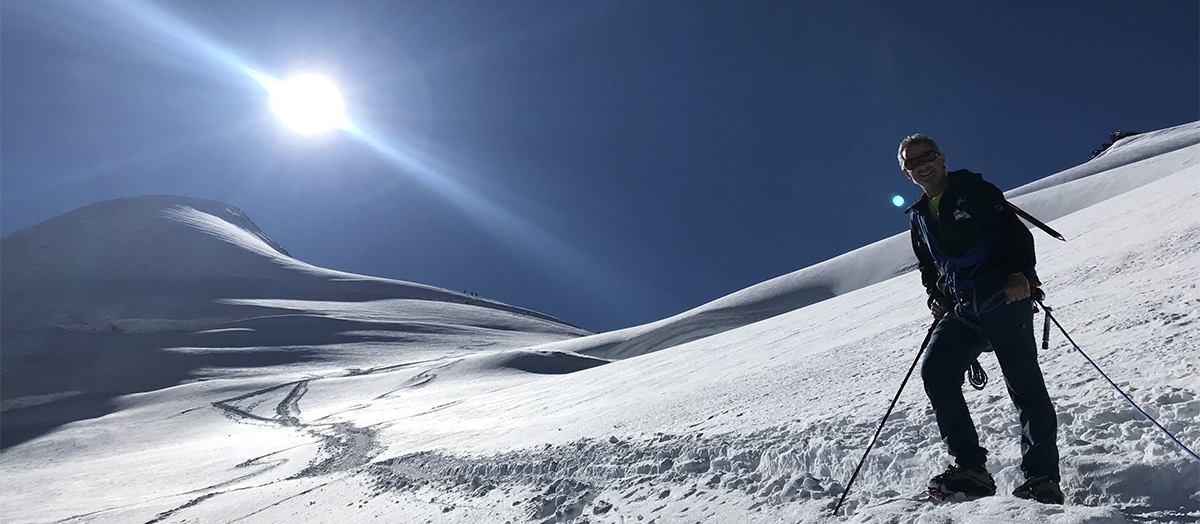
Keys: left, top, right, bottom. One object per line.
{"left": 892, "top": 195, "right": 906, "bottom": 207}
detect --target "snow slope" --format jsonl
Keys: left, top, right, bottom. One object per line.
{"left": 540, "top": 123, "right": 1200, "bottom": 361}
{"left": 0, "top": 195, "right": 587, "bottom": 448}
{"left": 1, "top": 122, "right": 1197, "bottom": 523}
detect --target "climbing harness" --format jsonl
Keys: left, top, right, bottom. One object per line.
{"left": 912, "top": 212, "right": 1004, "bottom": 317}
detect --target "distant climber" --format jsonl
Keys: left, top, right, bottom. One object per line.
{"left": 898, "top": 134, "right": 1065, "bottom": 504}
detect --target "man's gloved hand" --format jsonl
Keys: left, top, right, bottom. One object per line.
{"left": 1005, "top": 273, "right": 1032, "bottom": 304}
{"left": 930, "top": 297, "right": 951, "bottom": 319}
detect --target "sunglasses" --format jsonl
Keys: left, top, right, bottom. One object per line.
{"left": 903, "top": 150, "right": 941, "bottom": 171}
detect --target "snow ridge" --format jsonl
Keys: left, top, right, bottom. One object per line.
{"left": 531, "top": 121, "right": 1200, "bottom": 361}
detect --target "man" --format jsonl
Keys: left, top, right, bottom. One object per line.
{"left": 899, "top": 134, "right": 1064, "bottom": 504}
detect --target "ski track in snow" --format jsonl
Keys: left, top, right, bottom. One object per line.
{"left": 213, "top": 377, "right": 383, "bottom": 479}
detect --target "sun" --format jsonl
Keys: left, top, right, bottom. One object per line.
{"left": 268, "top": 73, "right": 347, "bottom": 135}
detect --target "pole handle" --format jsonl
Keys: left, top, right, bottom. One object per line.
{"left": 1042, "top": 305, "right": 1052, "bottom": 350}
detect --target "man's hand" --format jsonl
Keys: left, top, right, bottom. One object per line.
{"left": 930, "top": 297, "right": 951, "bottom": 319}
{"left": 1005, "top": 273, "right": 1031, "bottom": 304}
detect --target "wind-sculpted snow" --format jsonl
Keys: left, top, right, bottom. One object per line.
{"left": 367, "top": 426, "right": 856, "bottom": 522}
{"left": 442, "top": 349, "right": 611, "bottom": 376}
{"left": 365, "top": 401, "right": 1195, "bottom": 523}
{"left": 1006, "top": 122, "right": 1200, "bottom": 200}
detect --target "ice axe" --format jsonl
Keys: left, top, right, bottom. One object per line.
{"left": 1006, "top": 201, "right": 1065, "bottom": 242}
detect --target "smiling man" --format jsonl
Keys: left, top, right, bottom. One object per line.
{"left": 899, "top": 134, "right": 1064, "bottom": 504}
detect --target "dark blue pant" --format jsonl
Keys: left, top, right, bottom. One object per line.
{"left": 921, "top": 298, "right": 1060, "bottom": 480}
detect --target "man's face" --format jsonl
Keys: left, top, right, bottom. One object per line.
{"left": 902, "top": 143, "right": 947, "bottom": 195}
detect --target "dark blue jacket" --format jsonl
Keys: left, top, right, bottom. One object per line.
{"left": 907, "top": 170, "right": 1037, "bottom": 312}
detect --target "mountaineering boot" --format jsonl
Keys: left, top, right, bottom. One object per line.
{"left": 928, "top": 464, "right": 997, "bottom": 499}
{"left": 1013, "top": 475, "right": 1064, "bottom": 504}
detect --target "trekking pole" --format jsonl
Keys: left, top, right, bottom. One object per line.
{"left": 833, "top": 319, "right": 939, "bottom": 515}
{"left": 1036, "top": 299, "right": 1200, "bottom": 462}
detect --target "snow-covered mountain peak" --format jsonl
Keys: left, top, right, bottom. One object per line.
{"left": 1, "top": 194, "right": 581, "bottom": 333}
{"left": 2, "top": 195, "right": 292, "bottom": 284}
{"left": 0, "top": 194, "right": 588, "bottom": 440}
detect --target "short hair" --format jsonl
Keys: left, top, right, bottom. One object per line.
{"left": 897, "top": 134, "right": 941, "bottom": 169}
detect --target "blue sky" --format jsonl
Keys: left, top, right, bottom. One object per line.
{"left": 2, "top": 1, "right": 1196, "bottom": 332}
